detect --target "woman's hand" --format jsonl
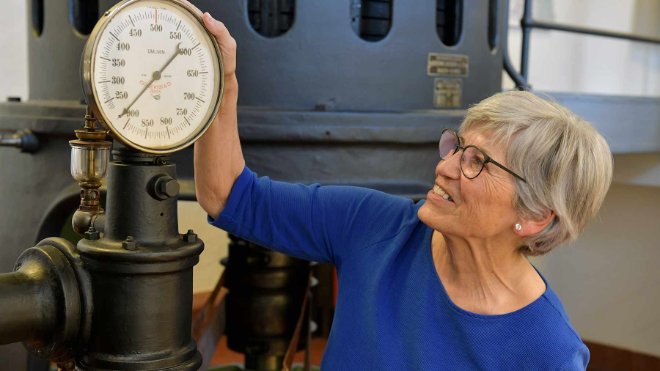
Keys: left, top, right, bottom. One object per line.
{"left": 176, "top": 0, "right": 236, "bottom": 83}
{"left": 202, "top": 13, "right": 237, "bottom": 80}
{"left": 194, "top": 11, "right": 245, "bottom": 220}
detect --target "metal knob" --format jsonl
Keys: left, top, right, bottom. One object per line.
{"left": 0, "top": 129, "right": 40, "bottom": 153}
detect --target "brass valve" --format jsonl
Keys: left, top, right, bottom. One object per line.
{"left": 69, "top": 107, "right": 111, "bottom": 235}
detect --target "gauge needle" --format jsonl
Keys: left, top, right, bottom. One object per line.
{"left": 118, "top": 42, "right": 181, "bottom": 118}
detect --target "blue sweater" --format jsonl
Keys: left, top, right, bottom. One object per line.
{"left": 210, "top": 167, "right": 589, "bottom": 370}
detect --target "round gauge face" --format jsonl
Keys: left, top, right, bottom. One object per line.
{"left": 83, "top": 0, "right": 223, "bottom": 153}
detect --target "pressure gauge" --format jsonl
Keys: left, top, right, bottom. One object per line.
{"left": 82, "top": 0, "right": 223, "bottom": 154}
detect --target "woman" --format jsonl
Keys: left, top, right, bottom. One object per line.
{"left": 196, "top": 13, "right": 613, "bottom": 370}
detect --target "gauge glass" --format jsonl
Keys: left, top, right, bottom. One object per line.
{"left": 85, "top": 0, "right": 222, "bottom": 153}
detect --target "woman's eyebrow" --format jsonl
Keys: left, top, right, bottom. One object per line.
{"left": 477, "top": 145, "right": 494, "bottom": 159}
{"left": 461, "top": 138, "right": 494, "bottom": 159}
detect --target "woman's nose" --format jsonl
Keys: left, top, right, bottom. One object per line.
{"left": 436, "top": 150, "right": 461, "bottom": 179}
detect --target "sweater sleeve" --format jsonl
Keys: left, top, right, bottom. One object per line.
{"left": 209, "top": 166, "right": 417, "bottom": 265}
{"left": 557, "top": 343, "right": 590, "bottom": 371}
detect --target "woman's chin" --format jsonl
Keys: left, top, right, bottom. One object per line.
{"left": 417, "top": 203, "right": 448, "bottom": 232}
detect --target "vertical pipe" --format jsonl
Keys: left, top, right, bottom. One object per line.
{"left": 501, "top": 0, "right": 529, "bottom": 90}
{"left": 76, "top": 153, "right": 203, "bottom": 370}
{"left": 520, "top": 0, "right": 532, "bottom": 80}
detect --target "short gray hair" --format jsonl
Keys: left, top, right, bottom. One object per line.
{"left": 460, "top": 91, "right": 613, "bottom": 255}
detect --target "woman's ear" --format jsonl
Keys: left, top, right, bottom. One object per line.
{"left": 515, "top": 211, "right": 555, "bottom": 237}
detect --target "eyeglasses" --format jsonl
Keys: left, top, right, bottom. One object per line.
{"left": 438, "top": 129, "right": 527, "bottom": 183}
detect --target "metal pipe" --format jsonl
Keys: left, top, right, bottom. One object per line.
{"left": 503, "top": 53, "right": 528, "bottom": 90}
{"left": 520, "top": 0, "right": 532, "bottom": 80}
{"left": 0, "top": 241, "right": 81, "bottom": 348}
{"left": 0, "top": 240, "right": 84, "bottom": 362}
{"left": 524, "top": 20, "right": 660, "bottom": 45}
{"left": 0, "top": 130, "right": 39, "bottom": 153}
{"left": 0, "top": 268, "right": 55, "bottom": 345}
{"left": 515, "top": 0, "right": 659, "bottom": 89}
{"left": 501, "top": 0, "right": 529, "bottom": 90}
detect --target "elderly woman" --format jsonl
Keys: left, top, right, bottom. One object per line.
{"left": 195, "top": 13, "right": 613, "bottom": 370}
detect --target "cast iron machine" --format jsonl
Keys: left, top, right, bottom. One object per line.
{"left": 0, "top": 0, "right": 224, "bottom": 368}
{"left": 0, "top": 0, "right": 513, "bottom": 368}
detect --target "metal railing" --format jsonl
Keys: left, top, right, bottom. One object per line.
{"left": 505, "top": 0, "right": 660, "bottom": 91}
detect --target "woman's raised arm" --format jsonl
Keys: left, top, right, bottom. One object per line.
{"left": 194, "top": 13, "right": 245, "bottom": 220}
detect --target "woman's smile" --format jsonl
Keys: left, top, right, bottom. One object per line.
{"left": 432, "top": 184, "right": 454, "bottom": 202}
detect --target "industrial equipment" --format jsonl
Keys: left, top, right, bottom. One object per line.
{"left": 2, "top": 0, "right": 658, "bottom": 369}
{"left": 0, "top": 0, "right": 556, "bottom": 369}
{"left": 81, "top": 0, "right": 223, "bottom": 154}
{"left": 1, "top": 0, "right": 224, "bottom": 369}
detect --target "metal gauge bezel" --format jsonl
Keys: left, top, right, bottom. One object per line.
{"left": 81, "top": 0, "right": 224, "bottom": 154}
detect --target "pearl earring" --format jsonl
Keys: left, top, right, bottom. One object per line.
{"left": 515, "top": 223, "right": 522, "bottom": 231}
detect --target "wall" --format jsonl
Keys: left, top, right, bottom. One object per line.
{"left": 178, "top": 201, "right": 228, "bottom": 293}
{"left": 506, "top": 0, "right": 660, "bottom": 357}
{"left": 1, "top": 0, "right": 659, "bottom": 359}
{"left": 0, "top": 0, "right": 27, "bottom": 101}
{"left": 533, "top": 179, "right": 660, "bottom": 356}
{"left": 505, "top": 0, "right": 659, "bottom": 95}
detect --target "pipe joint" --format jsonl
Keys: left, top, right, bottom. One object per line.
{"left": 72, "top": 208, "right": 105, "bottom": 236}
{"left": 0, "top": 238, "right": 91, "bottom": 362}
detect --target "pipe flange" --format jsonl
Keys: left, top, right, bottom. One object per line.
{"left": 20, "top": 238, "right": 93, "bottom": 362}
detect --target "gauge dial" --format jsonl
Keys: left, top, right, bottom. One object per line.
{"left": 82, "top": 0, "right": 223, "bottom": 154}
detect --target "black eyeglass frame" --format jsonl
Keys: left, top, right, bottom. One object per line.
{"left": 439, "top": 129, "right": 528, "bottom": 183}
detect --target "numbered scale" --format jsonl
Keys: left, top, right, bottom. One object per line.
{"left": 82, "top": 0, "right": 223, "bottom": 153}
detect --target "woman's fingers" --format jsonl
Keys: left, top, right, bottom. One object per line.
{"left": 176, "top": 1, "right": 237, "bottom": 78}
{"left": 203, "top": 12, "right": 230, "bottom": 44}
{"left": 203, "top": 12, "right": 237, "bottom": 76}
